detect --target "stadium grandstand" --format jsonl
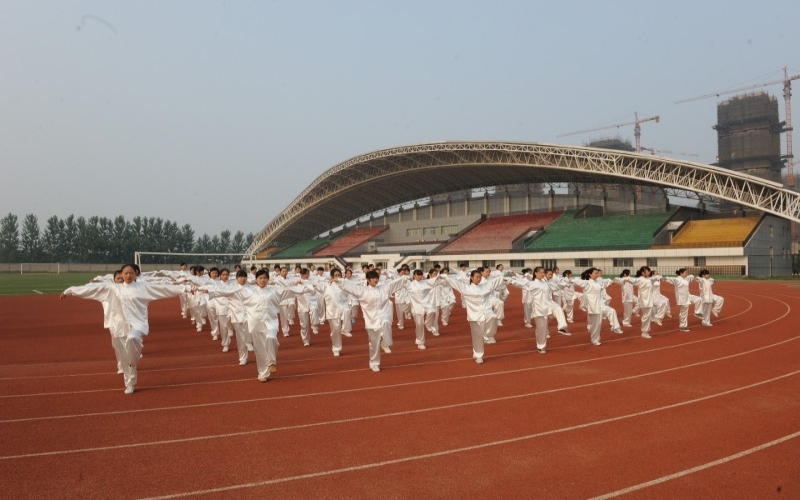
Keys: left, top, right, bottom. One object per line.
{"left": 243, "top": 142, "right": 799, "bottom": 277}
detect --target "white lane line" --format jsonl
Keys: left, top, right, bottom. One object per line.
{"left": 125, "top": 370, "right": 798, "bottom": 499}
{"left": 0, "top": 289, "right": 757, "bottom": 377}
{"left": 588, "top": 430, "right": 800, "bottom": 500}
{"left": 1, "top": 310, "right": 795, "bottom": 422}
{"left": 31, "top": 290, "right": 43, "bottom": 295}
{"left": 0, "top": 297, "right": 788, "bottom": 411}
{"left": 1, "top": 337, "right": 797, "bottom": 458}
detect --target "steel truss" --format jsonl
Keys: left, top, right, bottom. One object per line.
{"left": 247, "top": 142, "right": 800, "bottom": 255}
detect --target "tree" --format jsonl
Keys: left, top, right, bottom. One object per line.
{"left": 219, "top": 230, "right": 232, "bottom": 254}
{"left": 20, "top": 214, "right": 42, "bottom": 262}
{"left": 231, "top": 230, "right": 246, "bottom": 253}
{"left": 62, "top": 215, "right": 78, "bottom": 262}
{"left": 0, "top": 213, "right": 20, "bottom": 262}
{"left": 42, "top": 216, "right": 63, "bottom": 261}
{"left": 179, "top": 224, "right": 194, "bottom": 253}
{"left": 194, "top": 234, "right": 212, "bottom": 254}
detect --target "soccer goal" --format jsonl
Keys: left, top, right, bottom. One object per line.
{"left": 133, "top": 251, "right": 255, "bottom": 271}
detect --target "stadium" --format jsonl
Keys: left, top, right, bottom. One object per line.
{"left": 236, "top": 141, "right": 800, "bottom": 278}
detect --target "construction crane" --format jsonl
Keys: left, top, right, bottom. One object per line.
{"left": 558, "top": 112, "right": 660, "bottom": 153}
{"left": 676, "top": 66, "right": 800, "bottom": 188}
{"left": 639, "top": 147, "right": 699, "bottom": 158}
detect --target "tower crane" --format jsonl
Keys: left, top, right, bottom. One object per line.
{"left": 639, "top": 147, "right": 699, "bottom": 158}
{"left": 676, "top": 66, "right": 800, "bottom": 188}
{"left": 557, "top": 112, "right": 660, "bottom": 153}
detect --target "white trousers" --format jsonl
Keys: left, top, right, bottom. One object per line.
{"left": 252, "top": 326, "right": 278, "bottom": 379}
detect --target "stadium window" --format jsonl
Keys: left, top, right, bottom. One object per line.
{"left": 406, "top": 228, "right": 422, "bottom": 238}
{"left": 510, "top": 259, "right": 525, "bottom": 268}
{"left": 646, "top": 257, "right": 658, "bottom": 267}
{"left": 441, "top": 225, "right": 458, "bottom": 236}
{"left": 693, "top": 256, "right": 706, "bottom": 266}
{"left": 613, "top": 258, "right": 633, "bottom": 267}
{"left": 573, "top": 259, "right": 592, "bottom": 268}
{"left": 542, "top": 259, "right": 557, "bottom": 269}
{"left": 769, "top": 225, "right": 773, "bottom": 237}
{"left": 423, "top": 226, "right": 438, "bottom": 236}
{"left": 482, "top": 260, "right": 496, "bottom": 268}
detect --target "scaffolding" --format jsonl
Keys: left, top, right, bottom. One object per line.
{"left": 715, "top": 92, "right": 783, "bottom": 183}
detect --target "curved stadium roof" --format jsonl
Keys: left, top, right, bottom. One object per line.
{"left": 246, "top": 141, "right": 800, "bottom": 256}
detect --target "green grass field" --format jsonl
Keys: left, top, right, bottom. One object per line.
{"left": 0, "top": 273, "right": 100, "bottom": 296}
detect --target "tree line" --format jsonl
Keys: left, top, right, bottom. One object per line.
{"left": 0, "top": 213, "right": 255, "bottom": 264}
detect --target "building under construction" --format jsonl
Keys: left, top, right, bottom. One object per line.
{"left": 715, "top": 92, "right": 783, "bottom": 184}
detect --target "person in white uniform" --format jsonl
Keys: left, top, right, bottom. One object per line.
{"left": 314, "top": 268, "right": 354, "bottom": 357}
{"left": 336, "top": 270, "right": 409, "bottom": 372}
{"left": 209, "top": 269, "right": 309, "bottom": 382}
{"left": 630, "top": 266, "right": 660, "bottom": 339}
{"left": 442, "top": 270, "right": 506, "bottom": 363}
{"left": 61, "top": 264, "right": 191, "bottom": 394}
{"left": 571, "top": 267, "right": 613, "bottom": 346}
{"left": 662, "top": 268, "right": 700, "bottom": 332}
{"left": 510, "top": 267, "right": 552, "bottom": 354}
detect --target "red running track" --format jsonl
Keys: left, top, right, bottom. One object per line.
{"left": 1, "top": 281, "right": 799, "bottom": 499}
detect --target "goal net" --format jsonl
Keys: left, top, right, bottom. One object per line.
{"left": 133, "top": 251, "right": 255, "bottom": 272}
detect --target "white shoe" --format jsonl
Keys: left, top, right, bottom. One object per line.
{"left": 431, "top": 330, "right": 439, "bottom": 337}
{"left": 417, "top": 344, "right": 426, "bottom": 350}
{"left": 268, "top": 364, "right": 277, "bottom": 373}
{"left": 622, "top": 323, "right": 632, "bottom": 327}
{"left": 370, "top": 365, "right": 381, "bottom": 372}
{"left": 342, "top": 331, "right": 353, "bottom": 337}
{"left": 612, "top": 328, "right": 622, "bottom": 334}
{"left": 258, "top": 377, "right": 268, "bottom": 383}
{"left": 484, "top": 337, "right": 496, "bottom": 344}
{"left": 653, "top": 319, "right": 662, "bottom": 326}
{"left": 497, "top": 321, "right": 503, "bottom": 326}
{"left": 441, "top": 321, "right": 449, "bottom": 326}
{"left": 558, "top": 328, "right": 571, "bottom": 336}
{"left": 303, "top": 342, "right": 310, "bottom": 347}
{"left": 537, "top": 349, "right": 547, "bottom": 355}
{"left": 283, "top": 332, "right": 289, "bottom": 337}
{"left": 546, "top": 334, "right": 551, "bottom": 339}
{"left": 312, "top": 327, "right": 319, "bottom": 335}
{"left": 124, "top": 386, "right": 135, "bottom": 395}
{"left": 702, "top": 321, "right": 713, "bottom": 327}
{"left": 592, "top": 341, "right": 602, "bottom": 346}
{"left": 475, "top": 358, "right": 484, "bottom": 364}
{"left": 641, "top": 333, "right": 652, "bottom": 339}
{"left": 382, "top": 346, "right": 392, "bottom": 354}
{"left": 246, "top": 343, "right": 254, "bottom": 352}
{"left": 222, "top": 346, "right": 229, "bottom": 352}
{"left": 524, "top": 323, "right": 532, "bottom": 328}
{"left": 333, "top": 351, "right": 340, "bottom": 357}
{"left": 567, "top": 319, "right": 574, "bottom": 323}
{"left": 397, "top": 325, "right": 404, "bottom": 330}
{"left": 239, "top": 360, "right": 247, "bottom": 366}
{"left": 212, "top": 336, "right": 219, "bottom": 341}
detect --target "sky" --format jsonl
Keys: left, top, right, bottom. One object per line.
{"left": 1, "top": 0, "right": 798, "bottom": 238}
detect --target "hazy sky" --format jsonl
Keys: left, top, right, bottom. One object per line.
{"left": 2, "top": 0, "right": 797, "bottom": 237}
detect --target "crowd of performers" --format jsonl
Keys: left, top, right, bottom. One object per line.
{"left": 61, "top": 261, "right": 724, "bottom": 395}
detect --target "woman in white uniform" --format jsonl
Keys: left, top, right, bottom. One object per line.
{"left": 61, "top": 264, "right": 191, "bottom": 394}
